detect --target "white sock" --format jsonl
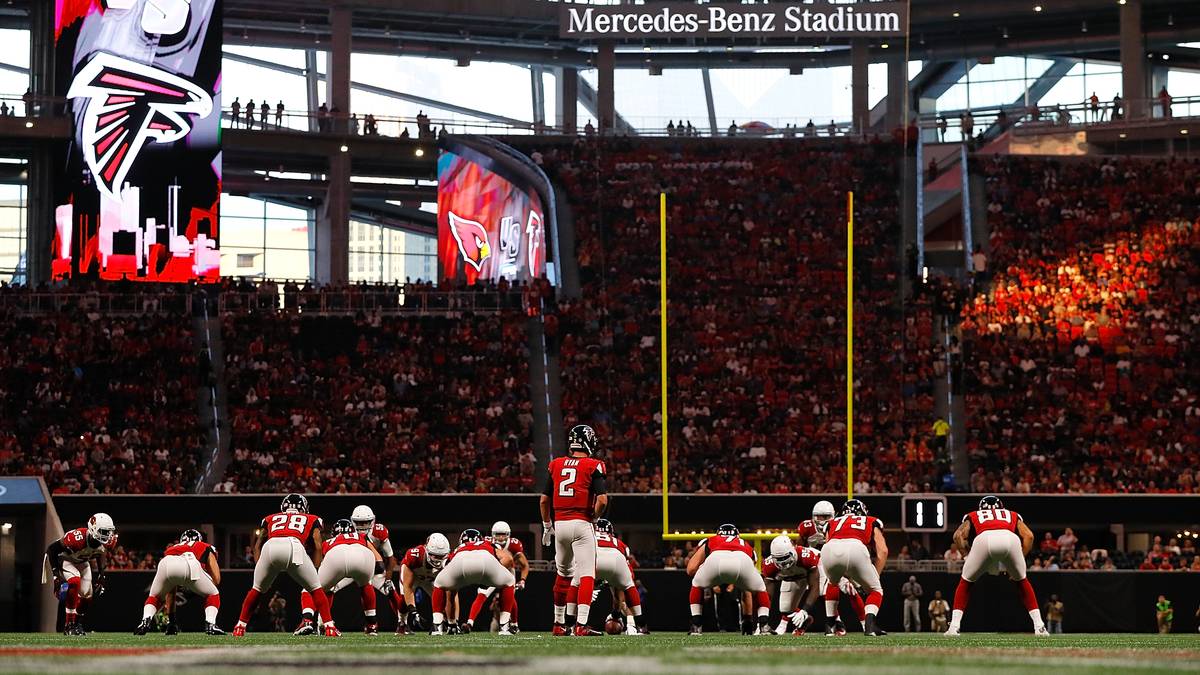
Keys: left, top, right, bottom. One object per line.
{"left": 631, "top": 605, "right": 642, "bottom": 617}
{"left": 1029, "top": 609, "right": 1045, "bottom": 630}
{"left": 499, "top": 611, "right": 511, "bottom": 625}
{"left": 756, "top": 606, "right": 769, "bottom": 618}
{"left": 865, "top": 604, "right": 879, "bottom": 616}
{"left": 365, "top": 609, "right": 376, "bottom": 618}
{"left": 690, "top": 603, "right": 703, "bottom": 617}
{"left": 142, "top": 604, "right": 157, "bottom": 620}
{"left": 566, "top": 602, "right": 577, "bottom": 618}
{"left": 432, "top": 612, "right": 444, "bottom": 625}
{"left": 949, "top": 609, "right": 963, "bottom": 630}
{"left": 825, "top": 600, "right": 839, "bottom": 619}
{"left": 577, "top": 604, "right": 591, "bottom": 625}
{"left": 553, "top": 605, "right": 566, "bottom": 623}
{"left": 204, "top": 605, "right": 218, "bottom": 624}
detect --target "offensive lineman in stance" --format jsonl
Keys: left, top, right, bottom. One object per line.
{"left": 945, "top": 496, "right": 1048, "bottom": 636}
{"left": 686, "top": 523, "right": 772, "bottom": 635}
{"left": 135, "top": 529, "right": 223, "bottom": 635}
{"left": 431, "top": 529, "right": 517, "bottom": 635}
{"left": 541, "top": 424, "right": 608, "bottom": 636}
{"left": 233, "top": 493, "right": 338, "bottom": 637}
{"left": 820, "top": 499, "right": 888, "bottom": 637}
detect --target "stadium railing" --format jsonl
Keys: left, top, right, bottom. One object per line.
{"left": 917, "top": 95, "right": 1200, "bottom": 141}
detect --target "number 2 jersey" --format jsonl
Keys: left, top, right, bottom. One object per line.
{"left": 261, "top": 512, "right": 323, "bottom": 547}
{"left": 827, "top": 515, "right": 883, "bottom": 546}
{"left": 544, "top": 455, "right": 607, "bottom": 522}
{"left": 963, "top": 509, "right": 1023, "bottom": 539}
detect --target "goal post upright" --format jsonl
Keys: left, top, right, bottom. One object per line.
{"left": 660, "top": 191, "right": 670, "bottom": 539}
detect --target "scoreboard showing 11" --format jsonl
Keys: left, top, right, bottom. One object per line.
{"left": 901, "top": 496, "right": 948, "bottom": 532}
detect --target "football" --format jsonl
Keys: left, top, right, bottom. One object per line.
{"left": 605, "top": 618, "right": 625, "bottom": 635}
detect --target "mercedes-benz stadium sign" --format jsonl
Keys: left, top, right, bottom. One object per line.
{"left": 560, "top": 2, "right": 907, "bottom": 39}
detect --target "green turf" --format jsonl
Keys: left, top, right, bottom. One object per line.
{"left": 0, "top": 632, "right": 1197, "bottom": 674}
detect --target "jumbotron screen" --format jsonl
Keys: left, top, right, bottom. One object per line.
{"left": 52, "top": 0, "right": 222, "bottom": 283}
{"left": 437, "top": 147, "right": 546, "bottom": 285}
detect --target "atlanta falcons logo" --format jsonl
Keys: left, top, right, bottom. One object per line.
{"left": 67, "top": 52, "right": 213, "bottom": 201}
{"left": 447, "top": 211, "right": 492, "bottom": 271}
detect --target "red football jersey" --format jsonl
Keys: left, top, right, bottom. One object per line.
{"left": 164, "top": 540, "right": 215, "bottom": 560}
{"left": 486, "top": 535, "right": 525, "bottom": 556}
{"left": 322, "top": 532, "right": 371, "bottom": 555}
{"left": 828, "top": 514, "right": 883, "bottom": 545}
{"left": 762, "top": 546, "right": 820, "bottom": 581}
{"left": 260, "top": 512, "right": 323, "bottom": 545}
{"left": 704, "top": 534, "right": 756, "bottom": 561}
{"left": 596, "top": 531, "right": 630, "bottom": 557}
{"left": 448, "top": 539, "right": 497, "bottom": 563}
{"left": 60, "top": 527, "right": 115, "bottom": 564}
{"left": 367, "top": 524, "right": 394, "bottom": 558}
{"left": 400, "top": 545, "right": 439, "bottom": 586}
{"left": 796, "top": 519, "right": 831, "bottom": 549}
{"left": 965, "top": 509, "right": 1022, "bottom": 536}
{"left": 547, "top": 455, "right": 606, "bottom": 521}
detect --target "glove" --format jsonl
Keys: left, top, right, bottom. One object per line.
{"left": 380, "top": 579, "right": 396, "bottom": 596}
{"left": 541, "top": 522, "right": 554, "bottom": 547}
{"left": 407, "top": 610, "right": 427, "bottom": 632}
{"left": 790, "top": 609, "right": 810, "bottom": 629}
{"left": 515, "top": 579, "right": 526, "bottom": 591}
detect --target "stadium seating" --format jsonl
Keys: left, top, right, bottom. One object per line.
{"left": 0, "top": 301, "right": 206, "bottom": 494}
{"left": 960, "top": 156, "right": 1200, "bottom": 494}
{"left": 536, "top": 138, "right": 942, "bottom": 493}
{"left": 221, "top": 310, "right": 536, "bottom": 493}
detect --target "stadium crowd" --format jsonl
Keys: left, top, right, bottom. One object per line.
{"left": 960, "top": 155, "right": 1200, "bottom": 493}
{"left": 533, "top": 137, "right": 943, "bottom": 494}
{"left": 219, "top": 311, "right": 536, "bottom": 493}
{"left": 0, "top": 303, "right": 206, "bottom": 494}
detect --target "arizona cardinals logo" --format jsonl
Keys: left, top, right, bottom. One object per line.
{"left": 447, "top": 211, "right": 492, "bottom": 271}
{"left": 67, "top": 52, "right": 213, "bottom": 201}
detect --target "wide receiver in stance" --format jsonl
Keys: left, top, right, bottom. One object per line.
{"left": 233, "top": 493, "right": 338, "bottom": 637}
{"left": 820, "top": 499, "right": 888, "bottom": 637}
{"left": 762, "top": 535, "right": 821, "bottom": 635}
{"left": 686, "top": 523, "right": 772, "bottom": 635}
{"left": 945, "top": 496, "right": 1048, "bottom": 636}
{"left": 541, "top": 424, "right": 608, "bottom": 636}
{"left": 430, "top": 529, "right": 517, "bottom": 635}
{"left": 44, "top": 513, "right": 117, "bottom": 635}
{"left": 135, "top": 529, "right": 223, "bottom": 635}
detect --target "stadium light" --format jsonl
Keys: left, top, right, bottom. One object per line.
{"left": 24, "top": 121, "right": 32, "bottom": 128}
{"left": 1033, "top": 5, "right": 1042, "bottom": 12}
{"left": 415, "top": 148, "right": 425, "bottom": 157}
{"left": 0, "top": 523, "right": 10, "bottom": 534}
{"left": 1182, "top": 129, "right": 1190, "bottom": 135}
{"left": 1118, "top": 0, "right": 1126, "bottom": 4}
{"left": 339, "top": 144, "right": 349, "bottom": 153}
{"left": 952, "top": 11, "right": 960, "bottom": 17}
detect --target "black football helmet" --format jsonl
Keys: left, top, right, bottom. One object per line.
{"left": 567, "top": 424, "right": 597, "bottom": 455}
{"left": 717, "top": 523, "right": 739, "bottom": 537}
{"left": 840, "top": 499, "right": 868, "bottom": 517}
{"left": 179, "top": 529, "right": 203, "bottom": 545}
{"left": 595, "top": 518, "right": 614, "bottom": 534}
{"left": 281, "top": 493, "right": 308, "bottom": 514}
{"left": 333, "top": 519, "right": 355, "bottom": 536}
{"left": 979, "top": 495, "right": 1004, "bottom": 511}
{"left": 460, "top": 528, "right": 482, "bottom": 544}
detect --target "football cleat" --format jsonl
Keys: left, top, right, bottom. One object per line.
{"left": 324, "top": 625, "right": 341, "bottom": 637}
{"left": 825, "top": 620, "right": 847, "bottom": 637}
{"left": 944, "top": 627, "right": 961, "bottom": 636}
{"left": 755, "top": 623, "right": 773, "bottom": 636}
{"left": 65, "top": 623, "right": 87, "bottom": 636}
{"left": 205, "top": 623, "right": 226, "bottom": 636}
{"left": 508, "top": 623, "right": 520, "bottom": 635}
{"left": 364, "top": 621, "right": 378, "bottom": 636}
{"left": 232, "top": 624, "right": 247, "bottom": 637}
{"left": 688, "top": 625, "right": 703, "bottom": 636}
{"left": 552, "top": 623, "right": 571, "bottom": 636}
{"left": 395, "top": 621, "right": 410, "bottom": 636}
{"left": 430, "top": 624, "right": 447, "bottom": 636}
{"left": 133, "top": 619, "right": 152, "bottom": 636}
{"left": 1034, "top": 626, "right": 1050, "bottom": 636}
{"left": 863, "top": 615, "right": 883, "bottom": 637}
{"left": 574, "top": 624, "right": 603, "bottom": 636}
{"left": 164, "top": 621, "right": 179, "bottom": 636}
{"left": 498, "top": 624, "right": 515, "bottom": 636}
{"left": 447, "top": 623, "right": 461, "bottom": 635}
{"left": 792, "top": 627, "right": 807, "bottom": 636}
{"left": 293, "top": 619, "right": 316, "bottom": 636}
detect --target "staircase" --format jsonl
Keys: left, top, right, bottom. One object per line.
{"left": 191, "top": 291, "right": 233, "bottom": 493}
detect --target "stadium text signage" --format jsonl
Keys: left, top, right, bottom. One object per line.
{"left": 560, "top": 2, "right": 907, "bottom": 39}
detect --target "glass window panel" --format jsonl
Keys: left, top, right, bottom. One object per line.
{"left": 351, "top": 55, "right": 533, "bottom": 123}
{"left": 543, "top": 70, "right": 558, "bottom": 127}
{"left": 264, "top": 248, "right": 311, "bottom": 281}
{"left": 220, "top": 216, "right": 265, "bottom": 248}
{"left": 1037, "top": 64, "right": 1087, "bottom": 108}
{"left": 221, "top": 58, "right": 310, "bottom": 118}
{"left": 222, "top": 195, "right": 266, "bottom": 218}
{"left": 220, "top": 246, "right": 265, "bottom": 278}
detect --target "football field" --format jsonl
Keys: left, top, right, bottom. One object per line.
{"left": 0, "top": 632, "right": 1197, "bottom": 674}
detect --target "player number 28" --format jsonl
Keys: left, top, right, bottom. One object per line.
{"left": 557, "top": 467, "right": 577, "bottom": 497}
{"left": 268, "top": 513, "right": 309, "bottom": 533}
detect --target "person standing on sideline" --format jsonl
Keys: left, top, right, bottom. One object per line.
{"left": 1045, "top": 594, "right": 1064, "bottom": 633}
{"left": 902, "top": 575, "right": 923, "bottom": 632}
{"left": 928, "top": 590, "right": 949, "bottom": 633}
{"left": 1156, "top": 596, "right": 1173, "bottom": 633}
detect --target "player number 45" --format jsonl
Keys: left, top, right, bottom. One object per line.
{"left": 557, "top": 467, "right": 577, "bottom": 497}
